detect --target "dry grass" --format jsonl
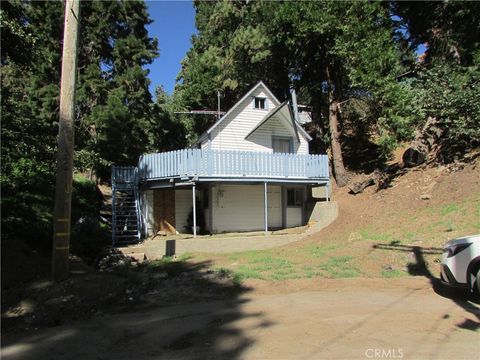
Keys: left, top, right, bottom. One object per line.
{"left": 193, "top": 160, "right": 480, "bottom": 283}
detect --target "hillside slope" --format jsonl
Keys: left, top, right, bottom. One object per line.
{"left": 201, "top": 156, "right": 480, "bottom": 281}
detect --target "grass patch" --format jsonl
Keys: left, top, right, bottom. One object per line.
{"left": 328, "top": 269, "right": 359, "bottom": 278}
{"left": 232, "top": 265, "right": 264, "bottom": 283}
{"left": 304, "top": 243, "right": 340, "bottom": 257}
{"left": 198, "top": 188, "right": 479, "bottom": 282}
{"left": 358, "top": 228, "right": 394, "bottom": 243}
{"left": 270, "top": 269, "right": 301, "bottom": 281}
{"left": 381, "top": 269, "right": 405, "bottom": 278}
{"left": 440, "top": 203, "right": 459, "bottom": 216}
{"left": 318, "top": 256, "right": 359, "bottom": 278}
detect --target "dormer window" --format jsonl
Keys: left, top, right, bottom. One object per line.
{"left": 254, "top": 97, "right": 266, "bottom": 109}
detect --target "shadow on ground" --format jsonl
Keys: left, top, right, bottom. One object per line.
{"left": 1, "top": 251, "right": 269, "bottom": 360}
{"left": 374, "top": 243, "right": 480, "bottom": 331}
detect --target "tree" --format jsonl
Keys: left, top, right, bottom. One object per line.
{"left": 392, "top": 1, "right": 480, "bottom": 66}
{"left": 177, "top": 1, "right": 412, "bottom": 185}
{"left": 392, "top": 1, "right": 480, "bottom": 159}
{"left": 77, "top": 0, "right": 159, "bottom": 179}
{"left": 1, "top": 0, "right": 162, "bottom": 249}
{"left": 0, "top": 0, "right": 36, "bottom": 66}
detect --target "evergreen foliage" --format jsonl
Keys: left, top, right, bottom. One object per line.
{"left": 1, "top": 0, "right": 165, "bottom": 249}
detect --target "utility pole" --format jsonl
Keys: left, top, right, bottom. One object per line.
{"left": 52, "top": 0, "right": 80, "bottom": 281}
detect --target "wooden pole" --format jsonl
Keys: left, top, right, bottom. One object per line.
{"left": 51, "top": 0, "right": 80, "bottom": 281}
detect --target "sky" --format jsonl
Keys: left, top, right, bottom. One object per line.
{"left": 145, "top": 1, "right": 197, "bottom": 96}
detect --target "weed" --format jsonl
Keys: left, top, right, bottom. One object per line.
{"left": 216, "top": 267, "right": 233, "bottom": 277}
{"left": 381, "top": 269, "right": 405, "bottom": 278}
{"left": 440, "top": 203, "right": 459, "bottom": 216}
{"left": 328, "top": 269, "right": 359, "bottom": 278}
{"left": 444, "top": 219, "right": 455, "bottom": 232}
{"left": 359, "top": 228, "right": 393, "bottom": 243}
{"left": 318, "top": 256, "right": 358, "bottom": 278}
{"left": 270, "top": 269, "right": 301, "bottom": 281}
{"left": 232, "top": 265, "right": 264, "bottom": 282}
{"left": 304, "top": 243, "right": 340, "bottom": 257}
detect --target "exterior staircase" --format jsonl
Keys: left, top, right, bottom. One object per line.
{"left": 111, "top": 166, "right": 142, "bottom": 245}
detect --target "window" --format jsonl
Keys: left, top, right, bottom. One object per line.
{"left": 254, "top": 97, "right": 266, "bottom": 109}
{"left": 287, "top": 188, "right": 303, "bottom": 207}
{"left": 272, "top": 137, "right": 293, "bottom": 153}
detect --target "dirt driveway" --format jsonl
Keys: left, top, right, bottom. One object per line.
{"left": 2, "top": 277, "right": 478, "bottom": 360}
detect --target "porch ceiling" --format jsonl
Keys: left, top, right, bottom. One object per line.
{"left": 140, "top": 176, "right": 328, "bottom": 190}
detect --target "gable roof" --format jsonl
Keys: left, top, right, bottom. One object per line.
{"left": 244, "top": 101, "right": 312, "bottom": 142}
{"left": 195, "top": 81, "right": 280, "bottom": 145}
{"left": 195, "top": 81, "right": 311, "bottom": 145}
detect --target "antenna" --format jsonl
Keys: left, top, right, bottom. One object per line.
{"left": 217, "top": 90, "right": 221, "bottom": 120}
{"left": 174, "top": 89, "right": 225, "bottom": 120}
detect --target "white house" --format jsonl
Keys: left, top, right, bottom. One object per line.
{"left": 111, "top": 82, "right": 329, "bottom": 244}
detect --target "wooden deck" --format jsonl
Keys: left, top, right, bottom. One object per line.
{"left": 135, "top": 149, "right": 329, "bottom": 183}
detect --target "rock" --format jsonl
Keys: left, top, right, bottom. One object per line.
{"left": 348, "top": 176, "right": 375, "bottom": 195}
{"left": 403, "top": 146, "right": 427, "bottom": 167}
{"left": 420, "top": 194, "right": 431, "bottom": 200}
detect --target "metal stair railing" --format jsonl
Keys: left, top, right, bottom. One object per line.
{"left": 111, "top": 166, "right": 140, "bottom": 245}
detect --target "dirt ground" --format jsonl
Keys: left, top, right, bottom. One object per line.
{"left": 2, "top": 277, "right": 479, "bottom": 360}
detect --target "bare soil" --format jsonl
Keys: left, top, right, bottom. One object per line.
{"left": 2, "top": 277, "right": 478, "bottom": 360}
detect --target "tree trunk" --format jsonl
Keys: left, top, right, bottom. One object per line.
{"left": 326, "top": 65, "right": 348, "bottom": 187}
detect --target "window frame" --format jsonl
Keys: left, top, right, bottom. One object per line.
{"left": 272, "top": 135, "right": 294, "bottom": 154}
{"left": 253, "top": 96, "right": 267, "bottom": 110}
{"left": 286, "top": 187, "right": 303, "bottom": 207}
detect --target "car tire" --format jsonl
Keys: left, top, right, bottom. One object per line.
{"left": 476, "top": 270, "right": 480, "bottom": 294}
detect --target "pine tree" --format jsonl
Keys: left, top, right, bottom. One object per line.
{"left": 176, "top": 1, "right": 411, "bottom": 185}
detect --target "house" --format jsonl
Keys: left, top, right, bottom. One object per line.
{"left": 111, "top": 81, "right": 330, "bottom": 244}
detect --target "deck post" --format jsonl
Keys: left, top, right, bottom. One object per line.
{"left": 264, "top": 181, "right": 268, "bottom": 234}
{"left": 192, "top": 184, "right": 197, "bottom": 238}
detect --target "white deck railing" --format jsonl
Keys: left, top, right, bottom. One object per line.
{"left": 136, "top": 149, "right": 329, "bottom": 181}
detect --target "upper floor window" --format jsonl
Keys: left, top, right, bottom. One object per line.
{"left": 272, "top": 137, "right": 293, "bottom": 153}
{"left": 254, "top": 97, "right": 266, "bottom": 109}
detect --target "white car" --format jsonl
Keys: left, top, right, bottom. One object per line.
{"left": 441, "top": 234, "right": 480, "bottom": 294}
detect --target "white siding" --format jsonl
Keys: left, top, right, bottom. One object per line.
{"left": 209, "top": 89, "right": 273, "bottom": 152}
{"left": 200, "top": 138, "right": 209, "bottom": 151}
{"left": 210, "top": 184, "right": 281, "bottom": 233}
{"left": 247, "top": 115, "right": 309, "bottom": 154}
{"left": 175, "top": 189, "right": 192, "bottom": 234}
{"left": 202, "top": 86, "right": 309, "bottom": 154}
{"left": 286, "top": 207, "right": 302, "bottom": 228}
{"left": 267, "top": 186, "right": 282, "bottom": 228}
{"left": 142, "top": 190, "right": 154, "bottom": 236}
